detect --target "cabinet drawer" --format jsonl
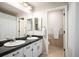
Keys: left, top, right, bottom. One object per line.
{"left": 11, "top": 48, "right": 23, "bottom": 57}
{"left": 32, "top": 39, "right": 42, "bottom": 57}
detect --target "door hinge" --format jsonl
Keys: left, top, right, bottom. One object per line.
{"left": 63, "top": 13, "right": 65, "bottom": 16}
{"left": 64, "top": 30, "right": 65, "bottom": 34}
{"left": 64, "top": 49, "right": 65, "bottom": 51}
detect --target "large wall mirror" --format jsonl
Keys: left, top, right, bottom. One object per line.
{"left": 0, "top": 12, "right": 17, "bottom": 40}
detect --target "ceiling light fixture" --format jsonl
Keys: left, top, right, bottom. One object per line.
{"left": 22, "top": 2, "right": 32, "bottom": 10}
{"left": 23, "top": 2, "right": 28, "bottom": 7}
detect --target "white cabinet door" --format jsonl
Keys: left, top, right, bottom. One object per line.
{"left": 32, "top": 41, "right": 38, "bottom": 57}
{"left": 37, "top": 40, "right": 42, "bottom": 56}
{"left": 32, "top": 40, "right": 42, "bottom": 57}
{"left": 4, "top": 48, "right": 23, "bottom": 57}
{"left": 23, "top": 44, "right": 32, "bottom": 57}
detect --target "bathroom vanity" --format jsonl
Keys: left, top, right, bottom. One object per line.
{"left": 0, "top": 7, "right": 43, "bottom": 57}
{"left": 0, "top": 36, "right": 43, "bottom": 57}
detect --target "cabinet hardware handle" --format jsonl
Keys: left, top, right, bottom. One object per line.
{"left": 23, "top": 53, "right": 26, "bottom": 57}
{"left": 32, "top": 49, "right": 33, "bottom": 51}
{"left": 64, "top": 30, "right": 65, "bottom": 34}
{"left": 26, "top": 46, "right": 30, "bottom": 49}
{"left": 24, "top": 55, "right": 26, "bottom": 57}
{"left": 12, "top": 52, "right": 19, "bottom": 56}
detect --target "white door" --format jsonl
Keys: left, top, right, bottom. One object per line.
{"left": 47, "top": 6, "right": 68, "bottom": 56}
{"left": 19, "top": 18, "right": 26, "bottom": 37}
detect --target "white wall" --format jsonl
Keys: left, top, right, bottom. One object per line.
{"left": 67, "top": 2, "right": 76, "bottom": 57}
{"left": 48, "top": 10, "right": 63, "bottom": 39}
{"left": 74, "top": 2, "right": 79, "bottom": 57}
{"left": 67, "top": 2, "right": 79, "bottom": 57}
{"left": 0, "top": 12, "right": 17, "bottom": 41}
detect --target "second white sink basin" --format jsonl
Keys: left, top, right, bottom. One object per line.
{"left": 27, "top": 37, "right": 38, "bottom": 40}
{"left": 4, "top": 40, "right": 25, "bottom": 47}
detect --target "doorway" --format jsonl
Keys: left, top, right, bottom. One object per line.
{"left": 17, "top": 17, "right": 26, "bottom": 37}
{"left": 47, "top": 8, "right": 65, "bottom": 57}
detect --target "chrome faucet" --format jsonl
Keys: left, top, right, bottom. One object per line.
{"left": 27, "top": 32, "right": 33, "bottom": 37}
{"left": 6, "top": 38, "right": 16, "bottom": 42}
{"left": 12, "top": 38, "right": 16, "bottom": 41}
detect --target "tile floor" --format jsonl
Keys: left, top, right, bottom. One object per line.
{"left": 40, "top": 46, "right": 64, "bottom": 57}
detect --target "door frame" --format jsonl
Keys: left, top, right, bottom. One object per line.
{"left": 17, "top": 17, "right": 27, "bottom": 38}
{"left": 47, "top": 5, "right": 68, "bottom": 56}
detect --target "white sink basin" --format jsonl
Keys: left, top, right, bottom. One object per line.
{"left": 4, "top": 40, "right": 25, "bottom": 47}
{"left": 27, "top": 37, "right": 38, "bottom": 40}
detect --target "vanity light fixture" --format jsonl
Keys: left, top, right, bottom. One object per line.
{"left": 22, "top": 2, "right": 32, "bottom": 10}
{"left": 23, "top": 2, "right": 28, "bottom": 7}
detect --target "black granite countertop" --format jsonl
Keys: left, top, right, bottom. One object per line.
{"left": 0, "top": 35, "right": 43, "bottom": 57}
